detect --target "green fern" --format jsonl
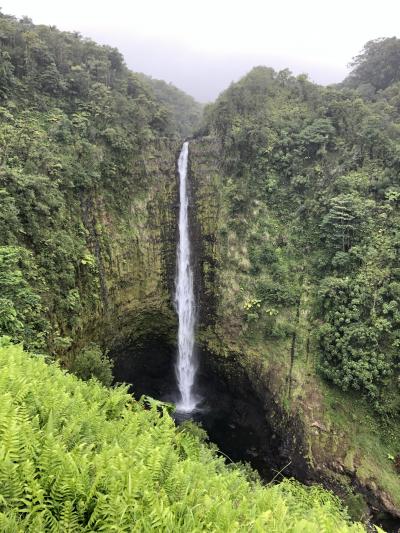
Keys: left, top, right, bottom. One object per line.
{"left": 0, "top": 342, "right": 366, "bottom": 532}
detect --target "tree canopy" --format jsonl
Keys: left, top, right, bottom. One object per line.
{"left": 343, "top": 37, "right": 400, "bottom": 94}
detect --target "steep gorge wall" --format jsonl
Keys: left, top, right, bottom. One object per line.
{"left": 188, "top": 137, "right": 400, "bottom": 523}
{"left": 75, "top": 140, "right": 180, "bottom": 355}
{"left": 189, "top": 136, "right": 309, "bottom": 470}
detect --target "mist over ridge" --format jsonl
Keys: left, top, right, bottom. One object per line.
{"left": 3, "top": 0, "right": 400, "bottom": 101}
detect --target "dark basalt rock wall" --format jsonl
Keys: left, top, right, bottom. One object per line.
{"left": 110, "top": 332, "right": 306, "bottom": 481}
{"left": 195, "top": 347, "right": 309, "bottom": 480}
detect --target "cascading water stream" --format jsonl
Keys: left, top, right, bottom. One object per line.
{"left": 175, "top": 141, "right": 198, "bottom": 413}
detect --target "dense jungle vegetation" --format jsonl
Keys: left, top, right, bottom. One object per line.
{"left": 202, "top": 38, "right": 400, "bottom": 417}
{"left": 0, "top": 8, "right": 399, "bottom": 529}
{"left": 0, "top": 11, "right": 198, "bottom": 358}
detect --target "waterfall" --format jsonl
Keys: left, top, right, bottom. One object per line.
{"left": 175, "top": 141, "right": 198, "bottom": 413}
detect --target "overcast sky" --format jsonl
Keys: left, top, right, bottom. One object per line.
{"left": 1, "top": 0, "right": 399, "bottom": 102}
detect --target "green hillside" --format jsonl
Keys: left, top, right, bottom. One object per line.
{"left": 0, "top": 339, "right": 364, "bottom": 531}
{"left": 189, "top": 47, "right": 400, "bottom": 516}
{"left": 0, "top": 10, "right": 195, "bottom": 355}
{"left": 200, "top": 58, "right": 400, "bottom": 414}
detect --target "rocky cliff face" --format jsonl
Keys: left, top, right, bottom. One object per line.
{"left": 188, "top": 137, "right": 400, "bottom": 525}
{"left": 77, "top": 140, "right": 180, "bottom": 357}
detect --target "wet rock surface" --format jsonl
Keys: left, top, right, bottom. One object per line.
{"left": 111, "top": 338, "right": 306, "bottom": 482}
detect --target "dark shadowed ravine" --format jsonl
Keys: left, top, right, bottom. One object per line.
{"left": 112, "top": 338, "right": 283, "bottom": 480}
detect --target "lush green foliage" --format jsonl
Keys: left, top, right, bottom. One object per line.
{"left": 0, "top": 339, "right": 364, "bottom": 531}
{"left": 70, "top": 343, "right": 114, "bottom": 386}
{"left": 344, "top": 37, "right": 400, "bottom": 94}
{"left": 0, "top": 11, "right": 199, "bottom": 353}
{"left": 203, "top": 63, "right": 400, "bottom": 415}
{"left": 138, "top": 74, "right": 203, "bottom": 137}
{"left": 0, "top": 246, "right": 49, "bottom": 350}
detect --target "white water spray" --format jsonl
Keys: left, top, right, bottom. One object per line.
{"left": 175, "top": 141, "right": 198, "bottom": 413}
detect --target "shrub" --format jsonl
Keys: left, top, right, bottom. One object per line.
{"left": 70, "top": 343, "right": 114, "bottom": 386}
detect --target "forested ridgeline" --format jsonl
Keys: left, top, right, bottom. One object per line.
{"left": 185, "top": 40, "right": 400, "bottom": 516}
{"left": 199, "top": 39, "right": 400, "bottom": 417}
{"left": 0, "top": 11, "right": 200, "bottom": 359}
